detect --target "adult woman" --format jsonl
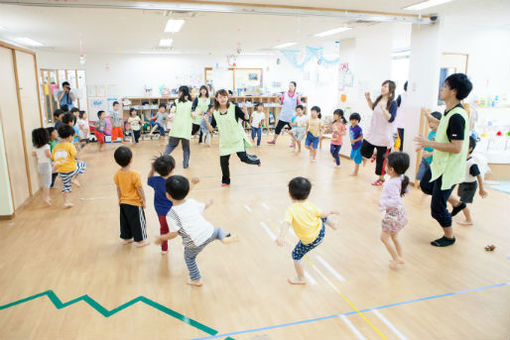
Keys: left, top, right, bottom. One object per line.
{"left": 164, "top": 86, "right": 193, "bottom": 168}
{"left": 268, "top": 81, "right": 300, "bottom": 145}
{"left": 204, "top": 89, "right": 261, "bottom": 186}
{"left": 360, "top": 80, "right": 398, "bottom": 186}
{"left": 191, "top": 85, "right": 212, "bottom": 144}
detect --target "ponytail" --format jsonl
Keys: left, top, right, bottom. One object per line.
{"left": 400, "top": 175, "right": 409, "bottom": 197}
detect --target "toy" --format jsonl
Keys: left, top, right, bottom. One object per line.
{"left": 484, "top": 244, "right": 496, "bottom": 252}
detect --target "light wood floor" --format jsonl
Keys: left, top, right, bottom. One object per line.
{"left": 1, "top": 135, "right": 509, "bottom": 340}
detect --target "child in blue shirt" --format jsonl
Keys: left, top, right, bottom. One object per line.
{"left": 349, "top": 113, "right": 363, "bottom": 176}
{"left": 416, "top": 110, "right": 442, "bottom": 181}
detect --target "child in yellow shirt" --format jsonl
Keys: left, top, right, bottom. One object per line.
{"left": 276, "top": 177, "right": 338, "bottom": 285}
{"left": 52, "top": 125, "right": 86, "bottom": 208}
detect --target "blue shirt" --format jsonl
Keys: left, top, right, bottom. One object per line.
{"left": 349, "top": 125, "right": 363, "bottom": 150}
{"left": 57, "top": 90, "right": 75, "bottom": 110}
{"left": 424, "top": 130, "right": 436, "bottom": 163}
{"left": 73, "top": 125, "right": 80, "bottom": 143}
{"left": 147, "top": 176, "right": 173, "bottom": 216}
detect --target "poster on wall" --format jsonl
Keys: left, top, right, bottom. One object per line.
{"left": 89, "top": 97, "right": 107, "bottom": 119}
{"left": 438, "top": 67, "right": 455, "bottom": 105}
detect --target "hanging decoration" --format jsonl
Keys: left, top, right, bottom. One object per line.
{"left": 79, "top": 32, "right": 87, "bottom": 66}
{"left": 227, "top": 54, "right": 237, "bottom": 67}
{"left": 280, "top": 46, "right": 340, "bottom": 69}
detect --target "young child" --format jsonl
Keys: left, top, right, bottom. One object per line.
{"left": 276, "top": 177, "right": 338, "bottom": 285}
{"left": 62, "top": 112, "right": 80, "bottom": 147}
{"left": 148, "top": 155, "right": 176, "bottom": 254}
{"left": 128, "top": 108, "right": 142, "bottom": 144}
{"left": 52, "top": 125, "right": 86, "bottom": 208}
{"left": 379, "top": 152, "right": 410, "bottom": 269}
{"left": 95, "top": 110, "right": 106, "bottom": 151}
{"left": 349, "top": 113, "right": 363, "bottom": 176}
{"left": 111, "top": 101, "right": 124, "bottom": 142}
{"left": 53, "top": 109, "right": 64, "bottom": 130}
{"left": 330, "top": 109, "right": 347, "bottom": 168}
{"left": 46, "top": 127, "right": 59, "bottom": 188}
{"left": 31, "top": 128, "right": 52, "bottom": 205}
{"left": 150, "top": 104, "right": 169, "bottom": 137}
{"left": 250, "top": 103, "right": 265, "bottom": 147}
{"left": 448, "top": 136, "right": 488, "bottom": 225}
{"left": 289, "top": 105, "right": 306, "bottom": 153}
{"left": 154, "top": 175, "right": 238, "bottom": 286}
{"left": 113, "top": 146, "right": 148, "bottom": 247}
{"left": 77, "top": 111, "right": 90, "bottom": 150}
{"left": 304, "top": 106, "right": 322, "bottom": 162}
{"left": 199, "top": 106, "right": 213, "bottom": 147}
{"left": 70, "top": 107, "right": 80, "bottom": 119}
{"left": 416, "top": 110, "right": 442, "bottom": 181}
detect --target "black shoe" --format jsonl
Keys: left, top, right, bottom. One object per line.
{"left": 451, "top": 202, "right": 466, "bottom": 217}
{"left": 431, "top": 236, "right": 456, "bottom": 247}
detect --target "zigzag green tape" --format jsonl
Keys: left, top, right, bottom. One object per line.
{"left": 0, "top": 290, "right": 228, "bottom": 338}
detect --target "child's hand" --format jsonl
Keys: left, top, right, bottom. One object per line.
{"left": 191, "top": 177, "right": 200, "bottom": 185}
{"left": 365, "top": 92, "right": 371, "bottom": 100}
{"left": 242, "top": 102, "right": 247, "bottom": 110}
{"left": 154, "top": 237, "right": 163, "bottom": 246}
{"left": 329, "top": 210, "right": 339, "bottom": 215}
{"left": 142, "top": 200, "right": 146, "bottom": 209}
{"left": 275, "top": 237, "right": 285, "bottom": 247}
{"left": 479, "top": 189, "right": 488, "bottom": 198}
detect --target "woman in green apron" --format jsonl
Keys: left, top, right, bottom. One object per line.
{"left": 204, "top": 89, "right": 261, "bottom": 186}
{"left": 164, "top": 86, "right": 194, "bottom": 168}
{"left": 192, "top": 85, "right": 212, "bottom": 144}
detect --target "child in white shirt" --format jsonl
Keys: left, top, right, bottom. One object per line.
{"left": 31, "top": 128, "right": 52, "bottom": 205}
{"left": 250, "top": 103, "right": 266, "bottom": 147}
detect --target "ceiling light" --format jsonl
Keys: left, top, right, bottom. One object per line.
{"left": 14, "top": 37, "right": 44, "bottom": 47}
{"left": 273, "top": 42, "right": 297, "bottom": 49}
{"left": 404, "top": 0, "right": 454, "bottom": 11}
{"left": 314, "top": 27, "right": 351, "bottom": 37}
{"left": 159, "top": 39, "right": 173, "bottom": 47}
{"left": 164, "top": 19, "right": 185, "bottom": 33}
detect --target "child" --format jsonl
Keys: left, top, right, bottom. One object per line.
{"left": 199, "top": 106, "right": 213, "bottom": 147}
{"left": 416, "top": 110, "right": 442, "bottom": 181}
{"left": 111, "top": 101, "right": 124, "bottom": 142}
{"left": 62, "top": 112, "right": 80, "bottom": 146}
{"left": 52, "top": 125, "right": 86, "bottom": 208}
{"left": 250, "top": 103, "right": 265, "bottom": 147}
{"left": 113, "top": 146, "right": 148, "bottom": 247}
{"left": 95, "top": 110, "right": 106, "bottom": 151}
{"left": 330, "top": 109, "right": 347, "bottom": 168}
{"left": 128, "top": 108, "right": 142, "bottom": 144}
{"left": 46, "top": 127, "right": 59, "bottom": 188}
{"left": 148, "top": 155, "right": 176, "bottom": 254}
{"left": 448, "top": 136, "right": 488, "bottom": 225}
{"left": 70, "top": 107, "right": 80, "bottom": 119}
{"left": 289, "top": 105, "right": 306, "bottom": 153}
{"left": 276, "top": 177, "right": 338, "bottom": 285}
{"left": 304, "top": 106, "right": 322, "bottom": 162}
{"left": 53, "top": 109, "right": 64, "bottom": 130}
{"left": 150, "top": 104, "right": 169, "bottom": 137}
{"left": 349, "top": 113, "right": 363, "bottom": 176}
{"left": 379, "top": 152, "right": 410, "bottom": 269}
{"left": 77, "top": 111, "right": 90, "bottom": 150}
{"left": 154, "top": 175, "right": 237, "bottom": 286}
{"left": 31, "top": 128, "right": 52, "bottom": 205}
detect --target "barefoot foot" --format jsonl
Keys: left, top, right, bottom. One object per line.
{"left": 222, "top": 233, "right": 239, "bottom": 244}
{"left": 121, "top": 238, "right": 134, "bottom": 245}
{"left": 288, "top": 277, "right": 307, "bottom": 285}
{"left": 457, "top": 219, "right": 473, "bottom": 226}
{"left": 135, "top": 240, "right": 149, "bottom": 248}
{"left": 187, "top": 279, "right": 203, "bottom": 287}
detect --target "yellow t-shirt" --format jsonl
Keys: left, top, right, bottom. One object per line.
{"left": 308, "top": 118, "right": 322, "bottom": 137}
{"left": 284, "top": 201, "right": 322, "bottom": 244}
{"left": 52, "top": 142, "right": 77, "bottom": 173}
{"left": 114, "top": 169, "right": 143, "bottom": 206}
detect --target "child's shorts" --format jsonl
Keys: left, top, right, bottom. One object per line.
{"left": 111, "top": 126, "right": 123, "bottom": 141}
{"left": 59, "top": 161, "right": 86, "bottom": 193}
{"left": 350, "top": 147, "right": 362, "bottom": 164}
{"left": 382, "top": 207, "right": 408, "bottom": 233}
{"left": 292, "top": 223, "right": 325, "bottom": 261}
{"left": 305, "top": 132, "right": 320, "bottom": 149}
{"left": 95, "top": 131, "right": 105, "bottom": 144}
{"left": 38, "top": 163, "right": 52, "bottom": 188}
{"left": 458, "top": 181, "right": 477, "bottom": 204}
{"left": 291, "top": 127, "right": 305, "bottom": 141}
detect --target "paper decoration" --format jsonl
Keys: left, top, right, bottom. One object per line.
{"left": 481, "top": 132, "right": 487, "bottom": 137}
{"left": 280, "top": 46, "right": 340, "bottom": 69}
{"left": 497, "top": 131, "right": 502, "bottom": 136}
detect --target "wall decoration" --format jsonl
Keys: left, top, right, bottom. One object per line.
{"left": 280, "top": 46, "right": 340, "bottom": 69}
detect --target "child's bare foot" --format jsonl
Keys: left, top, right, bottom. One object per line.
{"left": 288, "top": 277, "right": 307, "bottom": 285}
{"left": 43, "top": 198, "right": 52, "bottom": 206}
{"left": 389, "top": 260, "right": 399, "bottom": 270}
{"left": 350, "top": 173, "right": 358, "bottom": 176}
{"left": 161, "top": 250, "right": 168, "bottom": 255}
{"left": 121, "top": 238, "right": 133, "bottom": 245}
{"left": 72, "top": 179, "right": 80, "bottom": 187}
{"left": 457, "top": 219, "right": 473, "bottom": 225}
{"left": 222, "top": 233, "right": 239, "bottom": 244}
{"left": 187, "top": 279, "right": 203, "bottom": 287}
{"left": 64, "top": 202, "right": 74, "bottom": 209}
{"left": 397, "top": 257, "right": 405, "bottom": 265}
{"left": 135, "top": 240, "right": 149, "bottom": 248}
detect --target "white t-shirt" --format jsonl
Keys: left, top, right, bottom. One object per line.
{"left": 251, "top": 111, "right": 265, "bottom": 128}
{"left": 294, "top": 115, "right": 307, "bottom": 128}
{"left": 128, "top": 116, "right": 141, "bottom": 131}
{"left": 166, "top": 199, "right": 214, "bottom": 248}
{"left": 77, "top": 118, "right": 90, "bottom": 138}
{"left": 34, "top": 144, "right": 51, "bottom": 164}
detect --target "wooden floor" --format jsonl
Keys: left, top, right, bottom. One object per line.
{"left": 1, "top": 135, "right": 509, "bottom": 340}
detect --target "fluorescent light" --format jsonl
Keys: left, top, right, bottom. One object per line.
{"left": 164, "top": 19, "right": 185, "bottom": 33}
{"left": 314, "top": 27, "right": 351, "bottom": 37}
{"left": 273, "top": 42, "right": 297, "bottom": 49}
{"left": 404, "top": 0, "right": 454, "bottom": 11}
{"left": 14, "top": 37, "right": 44, "bottom": 47}
{"left": 159, "top": 39, "right": 173, "bottom": 47}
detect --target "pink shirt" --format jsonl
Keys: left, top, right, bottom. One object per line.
{"left": 331, "top": 122, "right": 346, "bottom": 145}
{"left": 379, "top": 176, "right": 409, "bottom": 211}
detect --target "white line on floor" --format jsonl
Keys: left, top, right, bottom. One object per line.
{"left": 303, "top": 270, "right": 318, "bottom": 285}
{"left": 259, "top": 222, "right": 276, "bottom": 241}
{"left": 316, "top": 255, "right": 346, "bottom": 282}
{"left": 80, "top": 196, "right": 116, "bottom": 201}
{"left": 340, "top": 315, "right": 367, "bottom": 340}
{"left": 261, "top": 203, "right": 270, "bottom": 210}
{"left": 372, "top": 309, "right": 408, "bottom": 340}
{"left": 244, "top": 205, "right": 252, "bottom": 212}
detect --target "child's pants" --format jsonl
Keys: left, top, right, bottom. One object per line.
{"left": 251, "top": 127, "right": 262, "bottom": 146}
{"left": 132, "top": 130, "right": 141, "bottom": 143}
{"left": 59, "top": 161, "right": 86, "bottom": 193}
{"left": 158, "top": 216, "right": 170, "bottom": 252}
{"left": 184, "top": 227, "right": 228, "bottom": 280}
{"left": 111, "top": 126, "right": 123, "bottom": 141}
{"left": 292, "top": 221, "right": 326, "bottom": 261}
{"left": 120, "top": 204, "right": 147, "bottom": 242}
{"left": 330, "top": 144, "right": 342, "bottom": 165}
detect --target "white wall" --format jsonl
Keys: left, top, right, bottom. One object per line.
{"left": 0, "top": 122, "right": 14, "bottom": 216}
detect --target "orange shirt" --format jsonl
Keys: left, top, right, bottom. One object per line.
{"left": 114, "top": 169, "right": 143, "bottom": 206}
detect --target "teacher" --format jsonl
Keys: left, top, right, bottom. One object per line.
{"left": 267, "top": 81, "right": 300, "bottom": 145}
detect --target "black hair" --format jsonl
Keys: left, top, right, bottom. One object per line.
{"left": 57, "top": 125, "right": 75, "bottom": 139}
{"left": 60, "top": 104, "right": 69, "bottom": 112}
{"left": 113, "top": 101, "right": 120, "bottom": 107}
{"left": 62, "top": 112, "right": 76, "bottom": 125}
{"left": 444, "top": 73, "right": 473, "bottom": 100}
{"left": 45, "top": 126, "right": 56, "bottom": 138}
{"left": 404, "top": 81, "right": 408, "bottom": 92}
{"left": 469, "top": 135, "right": 477, "bottom": 152}
{"left": 255, "top": 103, "right": 263, "bottom": 110}
{"left": 430, "top": 111, "right": 442, "bottom": 121}
{"left": 129, "top": 108, "right": 137, "bottom": 116}
{"left": 53, "top": 109, "right": 64, "bottom": 119}
{"left": 153, "top": 154, "right": 176, "bottom": 177}
{"left": 165, "top": 175, "right": 190, "bottom": 200}
{"left": 290, "top": 81, "right": 297, "bottom": 88}
{"left": 62, "top": 81, "right": 70, "bottom": 87}
{"left": 178, "top": 85, "right": 192, "bottom": 103}
{"left": 296, "top": 104, "right": 304, "bottom": 111}
{"left": 333, "top": 108, "right": 347, "bottom": 124}
{"left": 114, "top": 146, "right": 132, "bottom": 167}
{"left": 159, "top": 103, "right": 167, "bottom": 110}
{"left": 79, "top": 111, "right": 87, "bottom": 119}
{"left": 372, "top": 80, "right": 396, "bottom": 111}
{"left": 97, "top": 110, "right": 105, "bottom": 119}
{"left": 32, "top": 128, "right": 49, "bottom": 148}
{"left": 386, "top": 152, "right": 410, "bottom": 197}
{"left": 349, "top": 112, "right": 361, "bottom": 122}
{"left": 70, "top": 107, "right": 79, "bottom": 114}
{"left": 311, "top": 106, "right": 321, "bottom": 119}
{"left": 288, "top": 177, "right": 311, "bottom": 200}
{"left": 199, "top": 85, "right": 210, "bottom": 98}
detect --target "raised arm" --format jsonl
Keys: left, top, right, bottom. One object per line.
{"left": 365, "top": 92, "right": 373, "bottom": 110}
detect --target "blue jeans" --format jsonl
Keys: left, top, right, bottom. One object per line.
{"left": 330, "top": 144, "right": 342, "bottom": 165}
{"left": 251, "top": 127, "right": 261, "bottom": 146}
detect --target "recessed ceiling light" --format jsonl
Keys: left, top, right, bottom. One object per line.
{"left": 159, "top": 39, "right": 173, "bottom": 47}
{"left": 164, "top": 19, "right": 185, "bottom": 33}
{"left": 314, "top": 27, "right": 352, "bottom": 38}
{"left": 273, "top": 42, "right": 297, "bottom": 49}
{"left": 404, "top": 0, "right": 454, "bottom": 11}
{"left": 14, "top": 37, "right": 44, "bottom": 47}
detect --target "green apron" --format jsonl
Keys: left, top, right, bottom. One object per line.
{"left": 213, "top": 104, "right": 252, "bottom": 156}
{"left": 193, "top": 97, "right": 210, "bottom": 125}
{"left": 169, "top": 101, "right": 193, "bottom": 139}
